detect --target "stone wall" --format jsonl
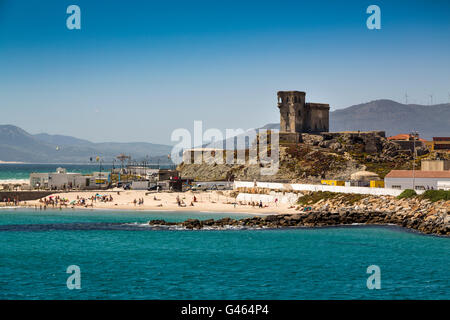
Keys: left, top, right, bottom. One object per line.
{"left": 421, "top": 160, "right": 450, "bottom": 171}
{"left": 0, "top": 191, "right": 58, "bottom": 201}
{"left": 307, "top": 104, "right": 330, "bottom": 133}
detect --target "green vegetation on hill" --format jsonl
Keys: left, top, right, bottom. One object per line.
{"left": 419, "top": 190, "right": 450, "bottom": 202}
{"left": 297, "top": 191, "right": 367, "bottom": 206}
{"left": 397, "top": 189, "right": 449, "bottom": 202}
{"left": 397, "top": 189, "right": 417, "bottom": 200}
{"left": 283, "top": 144, "right": 348, "bottom": 178}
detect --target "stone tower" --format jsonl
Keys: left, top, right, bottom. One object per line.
{"left": 277, "top": 91, "right": 306, "bottom": 133}
{"left": 277, "top": 91, "right": 329, "bottom": 142}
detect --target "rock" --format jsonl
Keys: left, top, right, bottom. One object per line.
{"left": 145, "top": 195, "right": 449, "bottom": 236}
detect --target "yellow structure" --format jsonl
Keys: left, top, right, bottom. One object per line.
{"left": 370, "top": 180, "right": 385, "bottom": 188}
{"left": 321, "top": 180, "right": 345, "bottom": 186}
{"left": 426, "top": 137, "right": 450, "bottom": 152}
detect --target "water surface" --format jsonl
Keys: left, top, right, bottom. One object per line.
{"left": 0, "top": 209, "right": 448, "bottom": 299}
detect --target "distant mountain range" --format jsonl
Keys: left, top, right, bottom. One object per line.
{"left": 1, "top": 99, "right": 449, "bottom": 163}
{"left": 0, "top": 125, "right": 173, "bottom": 163}
{"left": 260, "top": 99, "right": 450, "bottom": 140}
{"left": 330, "top": 99, "right": 450, "bottom": 139}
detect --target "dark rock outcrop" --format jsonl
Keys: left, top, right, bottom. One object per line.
{"left": 149, "top": 209, "right": 449, "bottom": 236}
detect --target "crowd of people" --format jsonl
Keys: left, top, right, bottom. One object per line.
{"left": 1, "top": 196, "right": 21, "bottom": 206}
{"left": 133, "top": 198, "right": 145, "bottom": 205}
{"left": 2, "top": 190, "right": 280, "bottom": 211}
{"left": 39, "top": 195, "right": 69, "bottom": 207}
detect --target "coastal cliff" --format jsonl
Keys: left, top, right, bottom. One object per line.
{"left": 178, "top": 131, "right": 422, "bottom": 182}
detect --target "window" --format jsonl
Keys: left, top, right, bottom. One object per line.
{"left": 392, "top": 185, "right": 401, "bottom": 189}
{"left": 415, "top": 185, "right": 425, "bottom": 190}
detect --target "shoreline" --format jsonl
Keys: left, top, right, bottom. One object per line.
{"left": 2, "top": 207, "right": 446, "bottom": 238}
{"left": 18, "top": 190, "right": 295, "bottom": 215}
{"left": 10, "top": 204, "right": 285, "bottom": 216}
{"left": 0, "top": 206, "right": 447, "bottom": 238}
{"left": 146, "top": 211, "right": 450, "bottom": 237}
{"left": 0, "top": 161, "right": 26, "bottom": 164}
{"left": 1, "top": 189, "right": 448, "bottom": 236}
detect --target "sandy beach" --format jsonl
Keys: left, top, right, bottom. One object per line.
{"left": 0, "top": 161, "right": 25, "bottom": 164}
{"left": 23, "top": 190, "right": 295, "bottom": 215}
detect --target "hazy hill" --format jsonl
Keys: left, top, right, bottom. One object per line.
{"left": 1, "top": 100, "right": 448, "bottom": 162}
{"left": 0, "top": 125, "right": 173, "bottom": 163}
{"left": 203, "top": 100, "right": 449, "bottom": 149}
{"left": 330, "top": 100, "right": 450, "bottom": 139}
{"left": 257, "top": 100, "right": 450, "bottom": 140}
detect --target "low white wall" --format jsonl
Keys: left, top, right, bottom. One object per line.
{"left": 234, "top": 181, "right": 255, "bottom": 188}
{"left": 255, "top": 182, "right": 286, "bottom": 189}
{"left": 236, "top": 192, "right": 298, "bottom": 204}
{"left": 234, "top": 181, "right": 406, "bottom": 197}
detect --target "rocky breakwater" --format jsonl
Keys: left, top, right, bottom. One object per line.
{"left": 148, "top": 196, "right": 449, "bottom": 236}
{"left": 300, "top": 194, "right": 448, "bottom": 236}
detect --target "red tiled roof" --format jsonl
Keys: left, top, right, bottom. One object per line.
{"left": 387, "top": 134, "right": 427, "bottom": 142}
{"left": 387, "top": 134, "right": 410, "bottom": 141}
{"left": 385, "top": 170, "right": 450, "bottom": 179}
{"left": 433, "top": 137, "right": 450, "bottom": 141}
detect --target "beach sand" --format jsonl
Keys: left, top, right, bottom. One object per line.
{"left": 23, "top": 190, "right": 295, "bottom": 215}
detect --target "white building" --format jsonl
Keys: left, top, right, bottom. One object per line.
{"left": 437, "top": 181, "right": 450, "bottom": 191}
{"left": 30, "top": 171, "right": 82, "bottom": 190}
{"left": 130, "top": 180, "right": 151, "bottom": 190}
{"left": 384, "top": 170, "right": 450, "bottom": 191}
{"left": 30, "top": 169, "right": 110, "bottom": 190}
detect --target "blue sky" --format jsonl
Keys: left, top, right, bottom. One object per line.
{"left": 0, "top": 0, "right": 449, "bottom": 144}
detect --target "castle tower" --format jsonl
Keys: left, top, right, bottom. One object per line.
{"left": 277, "top": 90, "right": 330, "bottom": 142}
{"left": 277, "top": 91, "right": 306, "bottom": 133}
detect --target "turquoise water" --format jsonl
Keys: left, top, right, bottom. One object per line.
{"left": 0, "top": 164, "right": 112, "bottom": 181}
{"left": 0, "top": 163, "right": 174, "bottom": 181}
{"left": 0, "top": 209, "right": 449, "bottom": 300}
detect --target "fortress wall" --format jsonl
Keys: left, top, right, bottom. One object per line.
{"left": 308, "top": 106, "right": 329, "bottom": 132}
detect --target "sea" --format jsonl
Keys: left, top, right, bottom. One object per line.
{"left": 0, "top": 164, "right": 449, "bottom": 299}
{"left": 0, "top": 208, "right": 449, "bottom": 300}
{"left": 0, "top": 163, "right": 173, "bottom": 185}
